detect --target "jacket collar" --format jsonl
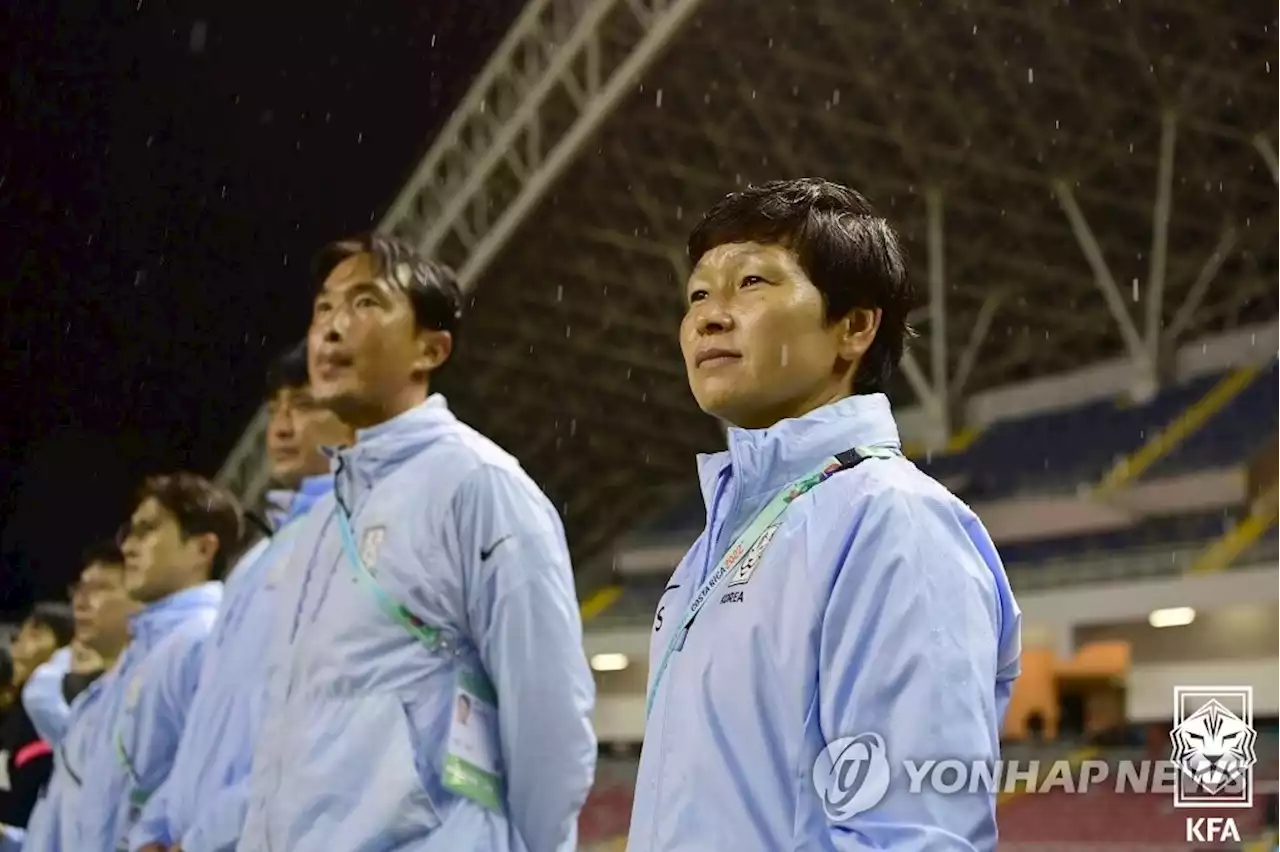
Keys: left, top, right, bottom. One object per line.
{"left": 696, "top": 393, "right": 901, "bottom": 524}
{"left": 327, "top": 394, "right": 459, "bottom": 507}
{"left": 128, "top": 581, "right": 223, "bottom": 645}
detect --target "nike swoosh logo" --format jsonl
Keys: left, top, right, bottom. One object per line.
{"left": 664, "top": 583, "right": 681, "bottom": 591}
{"left": 480, "top": 535, "right": 512, "bottom": 561}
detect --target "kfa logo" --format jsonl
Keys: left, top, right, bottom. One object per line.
{"left": 360, "top": 526, "right": 386, "bottom": 572}
{"left": 727, "top": 524, "right": 778, "bottom": 588}
{"left": 1170, "top": 685, "right": 1257, "bottom": 843}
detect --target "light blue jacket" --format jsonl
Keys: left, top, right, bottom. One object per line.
{"left": 238, "top": 395, "right": 596, "bottom": 852}
{"left": 13, "top": 660, "right": 121, "bottom": 852}
{"left": 22, "top": 648, "right": 74, "bottom": 745}
{"left": 628, "top": 394, "right": 1022, "bottom": 852}
{"left": 77, "top": 582, "right": 224, "bottom": 852}
{"left": 127, "top": 476, "right": 332, "bottom": 852}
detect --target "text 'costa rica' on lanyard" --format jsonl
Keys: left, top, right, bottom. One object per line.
{"left": 644, "top": 445, "right": 899, "bottom": 720}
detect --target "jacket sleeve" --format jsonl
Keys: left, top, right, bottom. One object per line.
{"left": 127, "top": 778, "right": 173, "bottom": 849}
{"left": 0, "top": 826, "right": 24, "bottom": 852}
{"left": 450, "top": 465, "right": 597, "bottom": 852}
{"left": 175, "top": 776, "right": 250, "bottom": 852}
{"left": 20, "top": 648, "right": 72, "bottom": 745}
{"left": 817, "top": 484, "right": 1005, "bottom": 852}
{"left": 108, "top": 628, "right": 210, "bottom": 849}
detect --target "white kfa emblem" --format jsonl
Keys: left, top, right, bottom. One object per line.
{"left": 125, "top": 676, "right": 143, "bottom": 709}
{"left": 360, "top": 526, "right": 386, "bottom": 570}
{"left": 727, "top": 524, "right": 779, "bottom": 587}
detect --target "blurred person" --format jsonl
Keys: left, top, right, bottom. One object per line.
{"left": 130, "top": 343, "right": 350, "bottom": 852}
{"left": 628, "top": 179, "right": 1021, "bottom": 852}
{"left": 0, "top": 604, "right": 74, "bottom": 828}
{"left": 11, "top": 545, "right": 139, "bottom": 851}
{"left": 238, "top": 235, "right": 595, "bottom": 852}
{"left": 23, "top": 543, "right": 121, "bottom": 747}
{"left": 72, "top": 475, "right": 239, "bottom": 851}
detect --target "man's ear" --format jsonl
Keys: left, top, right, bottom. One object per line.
{"left": 836, "top": 307, "right": 881, "bottom": 363}
{"left": 413, "top": 330, "right": 453, "bottom": 375}
{"left": 190, "top": 532, "right": 220, "bottom": 572}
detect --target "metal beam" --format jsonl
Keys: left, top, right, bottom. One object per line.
{"left": 926, "top": 188, "right": 949, "bottom": 423}
{"left": 215, "top": 0, "right": 704, "bottom": 511}
{"left": 1145, "top": 111, "right": 1177, "bottom": 365}
{"left": 952, "top": 290, "right": 1004, "bottom": 396}
{"left": 899, "top": 350, "right": 939, "bottom": 421}
{"left": 1052, "top": 180, "right": 1150, "bottom": 371}
{"left": 1164, "top": 225, "right": 1239, "bottom": 345}
{"left": 456, "top": 0, "right": 704, "bottom": 288}
{"left": 1254, "top": 134, "right": 1279, "bottom": 184}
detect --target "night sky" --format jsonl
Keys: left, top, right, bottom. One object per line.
{"left": 0, "top": 2, "right": 521, "bottom": 616}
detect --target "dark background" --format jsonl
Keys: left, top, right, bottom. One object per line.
{"left": 0, "top": 2, "right": 520, "bottom": 616}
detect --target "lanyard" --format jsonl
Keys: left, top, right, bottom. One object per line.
{"left": 644, "top": 445, "right": 898, "bottom": 720}
{"left": 334, "top": 507, "right": 442, "bottom": 649}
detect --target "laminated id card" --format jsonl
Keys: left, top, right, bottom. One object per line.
{"left": 443, "top": 668, "right": 503, "bottom": 811}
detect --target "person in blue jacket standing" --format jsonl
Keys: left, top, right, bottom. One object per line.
{"left": 73, "top": 473, "right": 241, "bottom": 852}
{"left": 627, "top": 179, "right": 1022, "bottom": 852}
{"left": 238, "top": 235, "right": 596, "bottom": 852}
{"left": 130, "top": 343, "right": 351, "bottom": 852}
{"left": 9, "top": 544, "right": 139, "bottom": 852}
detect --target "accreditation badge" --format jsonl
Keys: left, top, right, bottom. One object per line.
{"left": 442, "top": 667, "right": 503, "bottom": 811}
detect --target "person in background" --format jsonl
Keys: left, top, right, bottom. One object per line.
{"left": 131, "top": 342, "right": 351, "bottom": 852}
{"left": 238, "top": 235, "right": 596, "bottom": 852}
{"left": 23, "top": 542, "right": 122, "bottom": 747}
{"left": 627, "top": 179, "right": 1021, "bottom": 852}
{"left": 10, "top": 544, "right": 139, "bottom": 851}
{"left": 73, "top": 475, "right": 240, "bottom": 852}
{"left": 0, "top": 604, "right": 75, "bottom": 829}
{"left": 0, "top": 649, "right": 13, "bottom": 719}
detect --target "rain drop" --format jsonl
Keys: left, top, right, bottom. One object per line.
{"left": 190, "top": 21, "right": 208, "bottom": 53}
{"left": 1027, "top": 68, "right": 1034, "bottom": 83}
{"left": 556, "top": 284, "right": 564, "bottom": 302}
{"left": 655, "top": 89, "right": 663, "bottom": 107}
{"left": 1131, "top": 278, "right": 1139, "bottom": 301}
{"left": 780, "top": 345, "right": 789, "bottom": 367}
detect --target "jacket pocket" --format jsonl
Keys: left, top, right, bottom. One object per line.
{"left": 285, "top": 691, "right": 442, "bottom": 851}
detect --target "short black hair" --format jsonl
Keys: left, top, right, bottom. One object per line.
{"left": 312, "top": 233, "right": 463, "bottom": 345}
{"left": 137, "top": 473, "right": 245, "bottom": 581}
{"left": 81, "top": 540, "right": 124, "bottom": 569}
{"left": 687, "top": 178, "right": 917, "bottom": 394}
{"left": 264, "top": 341, "right": 309, "bottom": 399}
{"left": 28, "top": 602, "right": 76, "bottom": 647}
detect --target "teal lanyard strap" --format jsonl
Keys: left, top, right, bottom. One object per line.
{"left": 113, "top": 731, "right": 149, "bottom": 805}
{"left": 334, "top": 508, "right": 442, "bottom": 648}
{"left": 644, "top": 445, "right": 898, "bottom": 720}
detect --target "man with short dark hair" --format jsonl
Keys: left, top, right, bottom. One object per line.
{"left": 628, "top": 179, "right": 1021, "bottom": 851}
{"left": 71, "top": 474, "right": 240, "bottom": 851}
{"left": 14, "top": 541, "right": 138, "bottom": 851}
{"left": 130, "top": 343, "right": 350, "bottom": 852}
{"left": 239, "top": 235, "right": 596, "bottom": 852}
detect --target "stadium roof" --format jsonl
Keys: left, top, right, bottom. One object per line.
{"left": 219, "top": 0, "right": 1278, "bottom": 585}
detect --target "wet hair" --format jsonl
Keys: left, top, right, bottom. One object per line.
{"left": 136, "top": 473, "right": 245, "bottom": 581}
{"left": 81, "top": 539, "right": 124, "bottom": 569}
{"left": 312, "top": 234, "right": 463, "bottom": 349}
{"left": 264, "top": 340, "right": 310, "bottom": 399}
{"left": 28, "top": 602, "right": 76, "bottom": 648}
{"left": 687, "top": 178, "right": 918, "bottom": 394}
